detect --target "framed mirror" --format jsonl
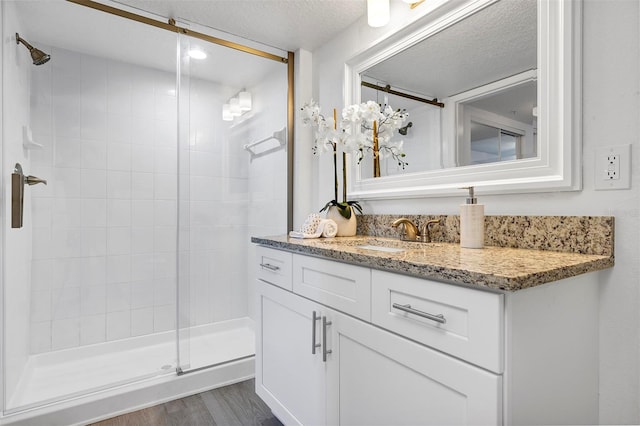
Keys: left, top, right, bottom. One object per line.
{"left": 344, "top": 0, "right": 581, "bottom": 199}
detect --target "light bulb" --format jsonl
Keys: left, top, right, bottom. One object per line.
{"left": 239, "top": 91, "right": 252, "bottom": 112}
{"left": 222, "top": 104, "right": 233, "bottom": 121}
{"left": 187, "top": 49, "right": 207, "bottom": 60}
{"left": 229, "top": 98, "right": 241, "bottom": 116}
{"left": 367, "top": 0, "right": 390, "bottom": 28}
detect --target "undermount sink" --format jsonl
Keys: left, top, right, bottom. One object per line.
{"left": 314, "top": 237, "right": 442, "bottom": 253}
{"left": 356, "top": 244, "right": 406, "bottom": 253}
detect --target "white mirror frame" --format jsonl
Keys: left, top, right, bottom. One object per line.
{"left": 344, "top": 0, "right": 581, "bottom": 199}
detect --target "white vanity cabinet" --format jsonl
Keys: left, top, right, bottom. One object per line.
{"left": 324, "top": 304, "right": 502, "bottom": 426}
{"left": 257, "top": 279, "right": 501, "bottom": 426}
{"left": 257, "top": 280, "right": 327, "bottom": 426}
{"left": 255, "top": 246, "right": 599, "bottom": 426}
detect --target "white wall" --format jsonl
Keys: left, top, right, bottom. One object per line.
{"left": 307, "top": 0, "right": 640, "bottom": 423}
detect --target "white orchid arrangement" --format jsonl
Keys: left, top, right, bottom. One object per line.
{"left": 300, "top": 99, "right": 409, "bottom": 219}
{"left": 341, "top": 100, "right": 409, "bottom": 170}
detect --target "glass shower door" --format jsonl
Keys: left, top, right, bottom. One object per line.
{"left": 175, "top": 32, "right": 289, "bottom": 373}
{"left": 176, "top": 32, "right": 192, "bottom": 373}
{"left": 2, "top": 0, "right": 179, "bottom": 412}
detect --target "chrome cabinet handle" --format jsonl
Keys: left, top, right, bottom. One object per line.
{"left": 392, "top": 303, "right": 446, "bottom": 324}
{"left": 260, "top": 263, "right": 280, "bottom": 272}
{"left": 311, "top": 311, "right": 321, "bottom": 354}
{"left": 322, "top": 316, "right": 332, "bottom": 362}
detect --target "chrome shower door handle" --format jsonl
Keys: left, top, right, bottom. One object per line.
{"left": 11, "top": 163, "right": 47, "bottom": 228}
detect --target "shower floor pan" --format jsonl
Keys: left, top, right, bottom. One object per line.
{"left": 3, "top": 318, "right": 254, "bottom": 425}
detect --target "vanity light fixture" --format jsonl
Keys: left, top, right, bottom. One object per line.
{"left": 238, "top": 91, "right": 252, "bottom": 111}
{"left": 229, "top": 98, "right": 241, "bottom": 116}
{"left": 222, "top": 104, "right": 233, "bottom": 121}
{"left": 367, "top": 0, "right": 390, "bottom": 27}
{"left": 222, "top": 90, "right": 252, "bottom": 121}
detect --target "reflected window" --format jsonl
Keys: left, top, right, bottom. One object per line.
{"left": 469, "top": 123, "right": 520, "bottom": 164}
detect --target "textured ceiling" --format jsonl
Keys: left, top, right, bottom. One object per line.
{"left": 113, "top": 0, "right": 368, "bottom": 52}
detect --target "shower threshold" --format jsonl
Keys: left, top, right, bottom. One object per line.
{"left": 5, "top": 318, "right": 254, "bottom": 414}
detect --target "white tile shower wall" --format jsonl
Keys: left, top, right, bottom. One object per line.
{"left": 27, "top": 46, "right": 261, "bottom": 353}
{"left": 186, "top": 77, "right": 253, "bottom": 328}
{"left": 28, "top": 47, "right": 182, "bottom": 353}
{"left": 246, "top": 67, "right": 289, "bottom": 321}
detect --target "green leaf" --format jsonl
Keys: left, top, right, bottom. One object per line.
{"left": 337, "top": 202, "right": 352, "bottom": 219}
{"left": 348, "top": 201, "right": 363, "bottom": 214}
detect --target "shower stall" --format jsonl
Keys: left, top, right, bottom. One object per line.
{"left": 1, "top": 1, "right": 291, "bottom": 423}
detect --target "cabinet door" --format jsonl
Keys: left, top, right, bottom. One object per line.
{"left": 326, "top": 309, "right": 502, "bottom": 426}
{"left": 256, "top": 280, "right": 326, "bottom": 426}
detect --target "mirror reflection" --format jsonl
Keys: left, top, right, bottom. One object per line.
{"left": 359, "top": 0, "right": 537, "bottom": 178}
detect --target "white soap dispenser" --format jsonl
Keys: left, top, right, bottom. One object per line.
{"left": 460, "top": 186, "right": 484, "bottom": 249}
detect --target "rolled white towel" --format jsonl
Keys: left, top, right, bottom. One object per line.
{"left": 300, "top": 213, "right": 322, "bottom": 234}
{"left": 288, "top": 216, "right": 338, "bottom": 239}
{"left": 321, "top": 219, "right": 338, "bottom": 238}
{"left": 289, "top": 213, "right": 323, "bottom": 239}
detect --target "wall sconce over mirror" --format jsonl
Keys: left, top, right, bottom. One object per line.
{"left": 367, "top": 0, "right": 425, "bottom": 28}
{"left": 346, "top": 0, "right": 582, "bottom": 199}
{"left": 367, "top": 0, "right": 389, "bottom": 27}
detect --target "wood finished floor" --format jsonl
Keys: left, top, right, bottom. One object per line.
{"left": 90, "top": 379, "right": 282, "bottom": 426}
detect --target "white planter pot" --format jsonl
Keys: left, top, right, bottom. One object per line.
{"left": 325, "top": 205, "right": 357, "bottom": 237}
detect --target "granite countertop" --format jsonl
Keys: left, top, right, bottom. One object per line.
{"left": 251, "top": 235, "right": 614, "bottom": 292}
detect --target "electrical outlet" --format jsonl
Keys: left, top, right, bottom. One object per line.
{"left": 606, "top": 154, "right": 620, "bottom": 180}
{"left": 595, "top": 144, "right": 631, "bottom": 190}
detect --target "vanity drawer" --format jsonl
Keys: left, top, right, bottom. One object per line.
{"left": 293, "top": 254, "right": 371, "bottom": 321}
{"left": 372, "top": 270, "right": 504, "bottom": 373}
{"left": 256, "top": 246, "right": 293, "bottom": 290}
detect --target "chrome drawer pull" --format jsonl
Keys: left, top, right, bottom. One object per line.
{"left": 392, "top": 303, "right": 446, "bottom": 324}
{"left": 260, "top": 263, "right": 280, "bottom": 272}
{"left": 311, "top": 311, "right": 321, "bottom": 354}
{"left": 322, "top": 316, "right": 332, "bottom": 362}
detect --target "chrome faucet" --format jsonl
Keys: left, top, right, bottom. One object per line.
{"left": 391, "top": 218, "right": 441, "bottom": 242}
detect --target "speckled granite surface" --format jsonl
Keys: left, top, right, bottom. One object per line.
{"left": 357, "top": 215, "right": 614, "bottom": 256}
{"left": 252, "top": 215, "right": 614, "bottom": 292}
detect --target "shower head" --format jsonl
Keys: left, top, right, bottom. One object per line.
{"left": 398, "top": 122, "right": 413, "bottom": 136}
{"left": 16, "top": 33, "right": 50, "bottom": 66}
